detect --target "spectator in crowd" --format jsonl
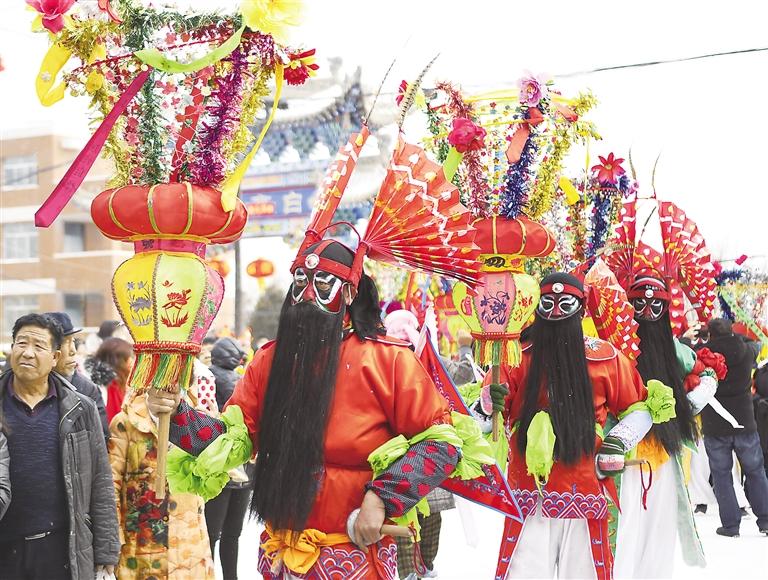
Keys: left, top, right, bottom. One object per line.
{"left": 197, "top": 335, "right": 218, "bottom": 367}
{"left": 84, "top": 319, "right": 123, "bottom": 355}
{"left": 86, "top": 337, "right": 134, "bottom": 424}
{"left": 701, "top": 318, "right": 768, "bottom": 536}
{"left": 108, "top": 365, "right": 214, "bottom": 578}
{"left": 0, "top": 313, "right": 120, "bottom": 578}
{"left": 0, "top": 413, "right": 9, "bottom": 521}
{"left": 205, "top": 337, "right": 251, "bottom": 580}
{"left": 45, "top": 312, "right": 109, "bottom": 438}
{"left": 754, "top": 360, "right": 768, "bottom": 477}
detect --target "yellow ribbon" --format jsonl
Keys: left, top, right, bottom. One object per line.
{"left": 36, "top": 43, "right": 72, "bottom": 106}
{"left": 220, "top": 62, "right": 284, "bottom": 211}
{"left": 261, "top": 525, "right": 352, "bottom": 575}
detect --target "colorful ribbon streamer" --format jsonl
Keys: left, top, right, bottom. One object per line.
{"left": 135, "top": 25, "right": 245, "bottom": 74}
{"left": 719, "top": 288, "right": 768, "bottom": 344}
{"left": 36, "top": 43, "right": 72, "bottom": 106}
{"left": 220, "top": 63, "right": 284, "bottom": 211}
{"left": 34, "top": 68, "right": 152, "bottom": 227}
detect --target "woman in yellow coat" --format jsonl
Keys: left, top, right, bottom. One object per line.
{"left": 109, "top": 367, "right": 216, "bottom": 579}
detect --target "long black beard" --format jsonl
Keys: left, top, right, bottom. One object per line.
{"left": 250, "top": 295, "right": 344, "bottom": 531}
{"left": 635, "top": 312, "right": 698, "bottom": 455}
{"left": 517, "top": 314, "right": 596, "bottom": 464}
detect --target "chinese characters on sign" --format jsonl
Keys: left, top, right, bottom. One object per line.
{"left": 241, "top": 184, "right": 316, "bottom": 238}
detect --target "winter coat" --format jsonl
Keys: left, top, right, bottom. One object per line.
{"left": 0, "top": 370, "right": 121, "bottom": 578}
{"left": 108, "top": 397, "right": 214, "bottom": 579}
{"left": 701, "top": 334, "right": 759, "bottom": 436}
{"left": 0, "top": 430, "right": 10, "bottom": 520}
{"left": 210, "top": 338, "right": 245, "bottom": 411}
{"left": 69, "top": 370, "right": 109, "bottom": 439}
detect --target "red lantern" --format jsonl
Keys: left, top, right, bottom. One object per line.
{"left": 206, "top": 257, "right": 231, "bottom": 278}
{"left": 246, "top": 258, "right": 275, "bottom": 278}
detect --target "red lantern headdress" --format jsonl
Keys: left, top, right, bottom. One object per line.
{"left": 290, "top": 128, "right": 482, "bottom": 288}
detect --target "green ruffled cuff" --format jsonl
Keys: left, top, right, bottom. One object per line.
{"left": 619, "top": 379, "right": 676, "bottom": 424}
{"left": 674, "top": 339, "right": 696, "bottom": 374}
{"left": 167, "top": 405, "right": 253, "bottom": 501}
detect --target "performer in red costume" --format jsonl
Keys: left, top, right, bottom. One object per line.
{"left": 148, "top": 131, "right": 499, "bottom": 579}
{"left": 486, "top": 272, "right": 666, "bottom": 580}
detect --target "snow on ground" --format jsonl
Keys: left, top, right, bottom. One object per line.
{"left": 220, "top": 500, "right": 767, "bottom": 579}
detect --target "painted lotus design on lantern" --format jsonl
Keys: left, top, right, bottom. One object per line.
{"left": 126, "top": 281, "right": 152, "bottom": 326}
{"left": 160, "top": 283, "right": 192, "bottom": 328}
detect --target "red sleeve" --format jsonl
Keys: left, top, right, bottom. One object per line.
{"left": 224, "top": 344, "right": 272, "bottom": 451}
{"left": 377, "top": 346, "right": 452, "bottom": 437}
{"left": 605, "top": 351, "right": 648, "bottom": 416}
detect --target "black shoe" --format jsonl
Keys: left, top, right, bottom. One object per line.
{"left": 740, "top": 507, "right": 749, "bottom": 517}
{"left": 716, "top": 526, "right": 740, "bottom": 537}
{"left": 694, "top": 504, "right": 707, "bottom": 514}
{"left": 759, "top": 527, "right": 768, "bottom": 536}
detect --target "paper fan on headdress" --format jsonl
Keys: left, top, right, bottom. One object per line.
{"left": 657, "top": 201, "right": 718, "bottom": 320}
{"left": 581, "top": 259, "right": 640, "bottom": 361}
{"left": 362, "top": 138, "right": 482, "bottom": 286}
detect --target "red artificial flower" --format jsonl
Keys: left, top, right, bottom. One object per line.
{"left": 712, "top": 261, "right": 723, "bottom": 276}
{"left": 591, "top": 152, "right": 626, "bottom": 185}
{"left": 284, "top": 48, "right": 319, "bottom": 86}
{"left": 26, "top": 0, "right": 76, "bottom": 34}
{"left": 395, "top": 80, "right": 408, "bottom": 106}
{"left": 447, "top": 118, "right": 486, "bottom": 154}
{"left": 735, "top": 254, "right": 748, "bottom": 265}
{"left": 697, "top": 348, "right": 728, "bottom": 380}
{"left": 97, "top": 0, "right": 122, "bottom": 23}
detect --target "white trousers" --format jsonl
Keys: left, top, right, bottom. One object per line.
{"left": 688, "top": 441, "right": 748, "bottom": 508}
{"left": 614, "top": 459, "right": 678, "bottom": 578}
{"left": 507, "top": 506, "right": 597, "bottom": 579}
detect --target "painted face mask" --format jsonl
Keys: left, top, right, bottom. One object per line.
{"left": 291, "top": 267, "right": 345, "bottom": 314}
{"left": 632, "top": 297, "right": 667, "bottom": 321}
{"left": 537, "top": 292, "right": 583, "bottom": 320}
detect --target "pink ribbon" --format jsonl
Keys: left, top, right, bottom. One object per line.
{"left": 35, "top": 67, "right": 152, "bottom": 227}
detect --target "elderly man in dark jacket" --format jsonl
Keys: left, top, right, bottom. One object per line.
{"left": 702, "top": 318, "right": 768, "bottom": 537}
{"left": 0, "top": 313, "right": 120, "bottom": 579}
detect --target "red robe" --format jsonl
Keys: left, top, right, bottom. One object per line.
{"left": 489, "top": 336, "right": 647, "bottom": 580}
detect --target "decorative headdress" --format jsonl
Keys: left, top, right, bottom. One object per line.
{"left": 604, "top": 196, "right": 718, "bottom": 334}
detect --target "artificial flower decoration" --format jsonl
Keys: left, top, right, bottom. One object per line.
{"left": 696, "top": 348, "right": 728, "bottom": 380}
{"left": 735, "top": 254, "right": 748, "bottom": 266}
{"left": 26, "top": 0, "right": 75, "bottom": 34}
{"left": 517, "top": 73, "right": 548, "bottom": 107}
{"left": 97, "top": 0, "right": 122, "bottom": 23}
{"left": 448, "top": 118, "right": 487, "bottom": 154}
{"left": 591, "top": 152, "right": 626, "bottom": 185}
{"left": 241, "top": 0, "right": 303, "bottom": 43}
{"left": 284, "top": 48, "right": 319, "bottom": 86}
{"left": 395, "top": 80, "right": 408, "bottom": 106}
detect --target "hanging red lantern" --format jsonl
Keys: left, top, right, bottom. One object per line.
{"left": 246, "top": 258, "right": 275, "bottom": 278}
{"left": 206, "top": 257, "right": 231, "bottom": 278}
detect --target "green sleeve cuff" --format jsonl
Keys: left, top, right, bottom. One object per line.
{"left": 619, "top": 379, "right": 677, "bottom": 424}
{"left": 167, "top": 405, "right": 253, "bottom": 501}
{"left": 674, "top": 339, "right": 697, "bottom": 374}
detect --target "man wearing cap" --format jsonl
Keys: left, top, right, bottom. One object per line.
{"left": 45, "top": 312, "right": 109, "bottom": 438}
{"left": 485, "top": 272, "right": 655, "bottom": 580}
{"left": 613, "top": 272, "right": 722, "bottom": 577}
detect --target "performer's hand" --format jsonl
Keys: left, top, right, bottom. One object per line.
{"left": 595, "top": 435, "right": 626, "bottom": 478}
{"left": 353, "top": 490, "right": 385, "bottom": 549}
{"left": 95, "top": 564, "right": 115, "bottom": 579}
{"left": 480, "top": 382, "right": 509, "bottom": 415}
{"left": 146, "top": 388, "right": 181, "bottom": 418}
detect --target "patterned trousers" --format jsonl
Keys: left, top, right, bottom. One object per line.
{"left": 395, "top": 512, "right": 442, "bottom": 578}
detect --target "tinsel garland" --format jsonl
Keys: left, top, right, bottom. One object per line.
{"left": 187, "top": 47, "right": 248, "bottom": 185}
{"left": 136, "top": 70, "right": 166, "bottom": 184}
{"left": 221, "top": 68, "right": 270, "bottom": 170}
{"left": 499, "top": 109, "right": 539, "bottom": 218}
{"left": 425, "top": 104, "right": 450, "bottom": 164}
{"left": 525, "top": 92, "right": 599, "bottom": 220}
{"left": 436, "top": 81, "right": 489, "bottom": 216}
{"left": 568, "top": 199, "right": 587, "bottom": 263}
{"left": 716, "top": 269, "right": 744, "bottom": 320}
{"left": 587, "top": 190, "right": 613, "bottom": 259}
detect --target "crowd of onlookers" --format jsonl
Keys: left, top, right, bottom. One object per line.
{"left": 0, "top": 312, "right": 257, "bottom": 579}
{"left": 0, "top": 310, "right": 766, "bottom": 578}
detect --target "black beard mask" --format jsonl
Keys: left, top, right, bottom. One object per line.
{"left": 517, "top": 313, "right": 596, "bottom": 465}
{"left": 635, "top": 312, "right": 698, "bottom": 455}
{"left": 250, "top": 295, "right": 344, "bottom": 531}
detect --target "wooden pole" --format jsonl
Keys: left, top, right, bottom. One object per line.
{"left": 491, "top": 364, "right": 500, "bottom": 442}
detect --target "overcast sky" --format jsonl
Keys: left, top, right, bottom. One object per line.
{"left": 2, "top": 0, "right": 767, "bottom": 268}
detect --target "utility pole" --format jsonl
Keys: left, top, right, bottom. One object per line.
{"left": 234, "top": 185, "right": 244, "bottom": 336}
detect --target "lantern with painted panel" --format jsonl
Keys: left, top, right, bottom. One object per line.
{"left": 91, "top": 182, "right": 247, "bottom": 494}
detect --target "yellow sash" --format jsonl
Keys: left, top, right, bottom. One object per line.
{"left": 261, "top": 525, "right": 353, "bottom": 575}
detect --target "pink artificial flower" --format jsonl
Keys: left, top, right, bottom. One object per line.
{"left": 395, "top": 80, "right": 408, "bottom": 106}
{"left": 517, "top": 73, "right": 548, "bottom": 107}
{"left": 591, "top": 152, "right": 626, "bottom": 185}
{"left": 26, "top": 0, "right": 76, "bottom": 34}
{"left": 447, "top": 118, "right": 486, "bottom": 154}
{"left": 735, "top": 254, "right": 748, "bottom": 265}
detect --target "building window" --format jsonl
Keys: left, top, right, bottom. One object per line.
{"left": 64, "top": 294, "right": 85, "bottom": 328}
{"left": 63, "top": 222, "right": 86, "bottom": 253}
{"left": 2, "top": 154, "right": 38, "bottom": 188}
{"left": 2, "top": 295, "right": 39, "bottom": 333}
{"left": 2, "top": 223, "right": 38, "bottom": 260}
